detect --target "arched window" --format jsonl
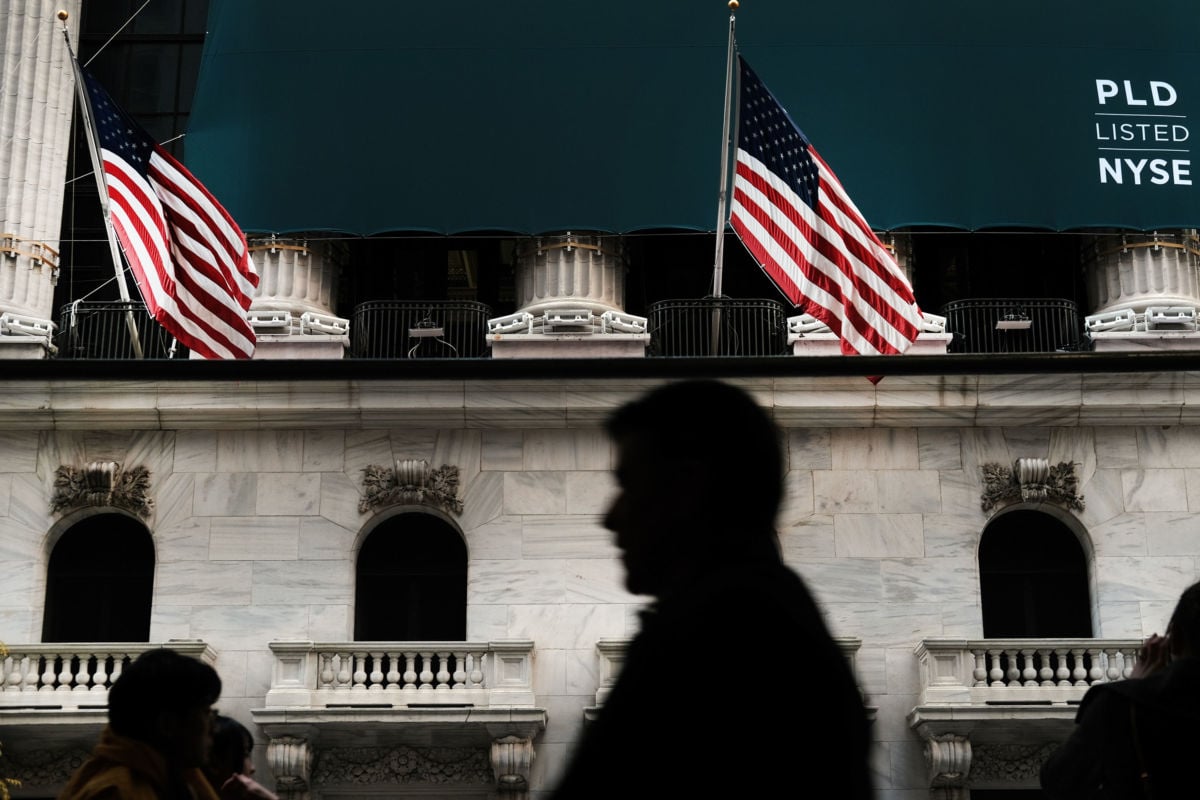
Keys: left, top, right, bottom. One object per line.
{"left": 42, "top": 514, "right": 154, "bottom": 642}
{"left": 355, "top": 512, "right": 467, "bottom": 641}
{"left": 979, "top": 509, "right": 1091, "bottom": 638}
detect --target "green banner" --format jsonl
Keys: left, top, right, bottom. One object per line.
{"left": 186, "top": 0, "right": 1200, "bottom": 235}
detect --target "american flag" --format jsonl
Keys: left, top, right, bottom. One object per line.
{"left": 80, "top": 69, "right": 259, "bottom": 359}
{"left": 729, "top": 57, "right": 923, "bottom": 356}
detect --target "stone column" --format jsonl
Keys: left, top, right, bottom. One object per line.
{"left": 1084, "top": 229, "right": 1200, "bottom": 314}
{"left": 0, "top": 1, "right": 81, "bottom": 357}
{"left": 488, "top": 231, "right": 649, "bottom": 357}
{"left": 244, "top": 235, "right": 350, "bottom": 359}
{"left": 513, "top": 231, "right": 625, "bottom": 316}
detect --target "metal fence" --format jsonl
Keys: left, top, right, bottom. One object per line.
{"left": 646, "top": 298, "right": 789, "bottom": 357}
{"left": 55, "top": 301, "right": 182, "bottom": 359}
{"left": 350, "top": 300, "right": 493, "bottom": 359}
{"left": 941, "top": 298, "right": 1085, "bottom": 354}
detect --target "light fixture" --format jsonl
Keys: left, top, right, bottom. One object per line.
{"left": 996, "top": 313, "right": 1032, "bottom": 331}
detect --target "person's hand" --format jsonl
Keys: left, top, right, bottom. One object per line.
{"left": 220, "top": 773, "right": 280, "bottom": 800}
{"left": 1131, "top": 632, "right": 1171, "bottom": 678}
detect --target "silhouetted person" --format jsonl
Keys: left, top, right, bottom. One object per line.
{"left": 59, "top": 648, "right": 222, "bottom": 800}
{"left": 1041, "top": 580, "right": 1200, "bottom": 799}
{"left": 204, "top": 716, "right": 278, "bottom": 800}
{"left": 550, "top": 379, "right": 873, "bottom": 799}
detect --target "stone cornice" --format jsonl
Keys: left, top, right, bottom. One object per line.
{"left": 2, "top": 371, "right": 1200, "bottom": 429}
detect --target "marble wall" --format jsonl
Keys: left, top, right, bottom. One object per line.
{"left": 3, "top": 399, "right": 1200, "bottom": 798}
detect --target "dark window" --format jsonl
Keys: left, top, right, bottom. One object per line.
{"left": 354, "top": 513, "right": 467, "bottom": 641}
{"left": 42, "top": 514, "right": 154, "bottom": 642}
{"left": 979, "top": 510, "right": 1092, "bottom": 638}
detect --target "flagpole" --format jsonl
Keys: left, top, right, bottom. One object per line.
{"left": 710, "top": 0, "right": 738, "bottom": 299}
{"left": 58, "top": 10, "right": 145, "bottom": 359}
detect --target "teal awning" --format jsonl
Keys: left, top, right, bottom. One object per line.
{"left": 187, "top": 0, "right": 1200, "bottom": 235}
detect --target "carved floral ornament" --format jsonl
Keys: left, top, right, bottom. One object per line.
{"left": 359, "top": 459, "right": 463, "bottom": 515}
{"left": 50, "top": 461, "right": 153, "bottom": 518}
{"left": 980, "top": 458, "right": 1084, "bottom": 513}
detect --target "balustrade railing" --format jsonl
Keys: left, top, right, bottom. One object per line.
{"left": 915, "top": 638, "right": 1143, "bottom": 706}
{"left": 264, "top": 640, "right": 535, "bottom": 709}
{"left": 350, "top": 300, "right": 492, "bottom": 358}
{"left": 0, "top": 641, "right": 216, "bottom": 710}
{"left": 54, "top": 301, "right": 181, "bottom": 359}
{"left": 646, "top": 297, "right": 789, "bottom": 357}
{"left": 941, "top": 298, "right": 1085, "bottom": 354}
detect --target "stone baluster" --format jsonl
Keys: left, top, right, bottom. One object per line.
{"left": 1071, "top": 648, "right": 1088, "bottom": 685}
{"left": 23, "top": 655, "right": 39, "bottom": 691}
{"left": 368, "top": 652, "right": 384, "bottom": 690}
{"left": 469, "top": 651, "right": 485, "bottom": 688}
{"left": 1054, "top": 648, "right": 1071, "bottom": 686}
{"left": 1088, "top": 650, "right": 1106, "bottom": 684}
{"left": 418, "top": 651, "right": 434, "bottom": 691}
{"left": 987, "top": 649, "right": 1004, "bottom": 686}
{"left": 1037, "top": 648, "right": 1054, "bottom": 685}
{"left": 336, "top": 652, "right": 352, "bottom": 688}
{"left": 1004, "top": 649, "right": 1021, "bottom": 685}
{"left": 403, "top": 652, "right": 418, "bottom": 691}
{"left": 970, "top": 650, "right": 986, "bottom": 686}
{"left": 1020, "top": 649, "right": 1037, "bottom": 686}
{"left": 434, "top": 651, "right": 451, "bottom": 690}
{"left": 352, "top": 652, "right": 368, "bottom": 690}
{"left": 319, "top": 653, "right": 335, "bottom": 688}
{"left": 92, "top": 655, "right": 109, "bottom": 693}
{"left": 451, "top": 652, "right": 466, "bottom": 689}
{"left": 73, "top": 653, "right": 91, "bottom": 692}
{"left": 385, "top": 652, "right": 401, "bottom": 688}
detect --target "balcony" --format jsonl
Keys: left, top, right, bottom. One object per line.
{"left": 942, "top": 298, "right": 1085, "bottom": 354}
{"left": 0, "top": 640, "right": 216, "bottom": 748}
{"left": 254, "top": 640, "right": 546, "bottom": 747}
{"left": 55, "top": 301, "right": 180, "bottom": 359}
{"left": 908, "top": 637, "right": 1142, "bottom": 742}
{"left": 646, "top": 297, "right": 790, "bottom": 356}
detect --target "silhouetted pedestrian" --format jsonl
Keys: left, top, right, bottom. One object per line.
{"left": 550, "top": 379, "right": 873, "bottom": 799}
{"left": 1041, "top": 580, "right": 1200, "bottom": 799}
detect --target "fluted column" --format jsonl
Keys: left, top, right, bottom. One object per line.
{"left": 513, "top": 231, "right": 625, "bottom": 316}
{"left": 0, "top": 1, "right": 80, "bottom": 333}
{"left": 243, "top": 235, "right": 349, "bottom": 359}
{"left": 1084, "top": 229, "right": 1200, "bottom": 314}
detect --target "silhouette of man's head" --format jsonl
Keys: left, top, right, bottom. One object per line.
{"left": 1167, "top": 580, "right": 1200, "bottom": 659}
{"left": 107, "top": 648, "right": 222, "bottom": 767}
{"left": 603, "top": 379, "right": 784, "bottom": 596}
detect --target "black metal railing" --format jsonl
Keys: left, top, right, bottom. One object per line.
{"left": 55, "top": 301, "right": 183, "bottom": 359}
{"left": 646, "top": 297, "right": 789, "bottom": 357}
{"left": 941, "top": 298, "right": 1085, "bottom": 354}
{"left": 350, "top": 300, "right": 493, "bottom": 359}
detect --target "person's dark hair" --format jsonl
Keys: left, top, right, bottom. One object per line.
{"left": 1167, "top": 580, "right": 1200, "bottom": 658}
{"left": 107, "top": 648, "right": 221, "bottom": 741}
{"left": 605, "top": 379, "right": 784, "bottom": 527}
{"left": 206, "top": 714, "right": 254, "bottom": 787}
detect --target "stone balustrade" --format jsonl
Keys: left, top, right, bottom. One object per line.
{"left": 263, "top": 640, "right": 536, "bottom": 709}
{"left": 914, "top": 637, "right": 1143, "bottom": 707}
{"left": 0, "top": 640, "right": 216, "bottom": 710}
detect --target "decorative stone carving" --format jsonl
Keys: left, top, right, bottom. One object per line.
{"left": 490, "top": 736, "right": 534, "bottom": 792}
{"left": 359, "top": 460, "right": 463, "bottom": 515}
{"left": 311, "top": 745, "right": 491, "bottom": 785}
{"left": 50, "top": 462, "right": 153, "bottom": 518}
{"left": 926, "top": 733, "right": 971, "bottom": 788}
{"left": 267, "top": 736, "right": 312, "bottom": 796}
{"left": 970, "top": 742, "right": 1058, "bottom": 783}
{"left": 0, "top": 747, "right": 90, "bottom": 787}
{"left": 980, "top": 458, "right": 1084, "bottom": 512}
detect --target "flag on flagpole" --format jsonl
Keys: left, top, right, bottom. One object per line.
{"left": 79, "top": 69, "right": 259, "bottom": 359}
{"left": 729, "top": 56, "right": 923, "bottom": 356}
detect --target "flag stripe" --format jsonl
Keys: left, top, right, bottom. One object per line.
{"left": 81, "top": 68, "right": 258, "bottom": 359}
{"left": 728, "top": 57, "right": 923, "bottom": 356}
